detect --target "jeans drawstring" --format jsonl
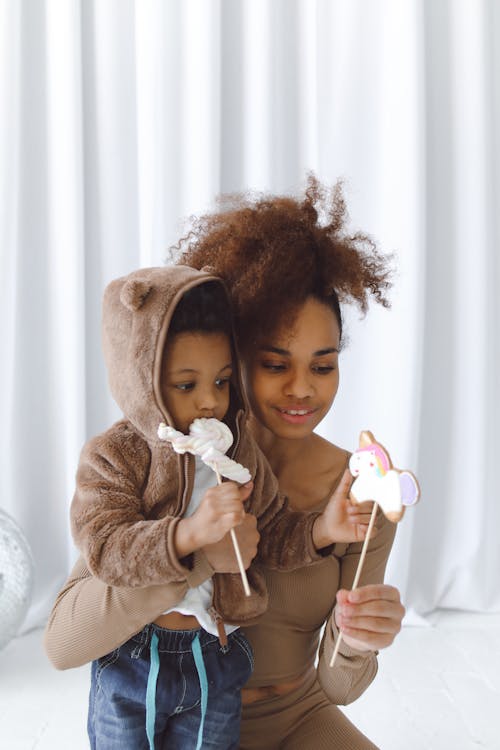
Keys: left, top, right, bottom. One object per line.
{"left": 146, "top": 631, "right": 160, "bottom": 749}
{"left": 191, "top": 633, "right": 209, "bottom": 750}
{"left": 145, "top": 630, "right": 208, "bottom": 750}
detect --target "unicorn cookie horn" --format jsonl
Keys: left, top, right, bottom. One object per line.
{"left": 158, "top": 417, "right": 252, "bottom": 597}
{"left": 329, "top": 430, "right": 420, "bottom": 668}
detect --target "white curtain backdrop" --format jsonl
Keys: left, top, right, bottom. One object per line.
{"left": 1, "top": 0, "right": 499, "bottom": 632}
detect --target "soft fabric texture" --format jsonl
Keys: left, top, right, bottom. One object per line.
{"left": 70, "top": 265, "right": 321, "bottom": 624}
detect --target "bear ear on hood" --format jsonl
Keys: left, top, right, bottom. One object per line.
{"left": 201, "top": 265, "right": 216, "bottom": 275}
{"left": 120, "top": 278, "right": 152, "bottom": 311}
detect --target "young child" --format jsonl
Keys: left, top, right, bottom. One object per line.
{"left": 71, "top": 264, "right": 369, "bottom": 750}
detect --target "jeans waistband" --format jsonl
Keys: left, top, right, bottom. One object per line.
{"left": 130, "top": 623, "right": 220, "bottom": 658}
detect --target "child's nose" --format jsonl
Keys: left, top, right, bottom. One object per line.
{"left": 197, "top": 387, "right": 218, "bottom": 411}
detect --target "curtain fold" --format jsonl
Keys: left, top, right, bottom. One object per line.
{"left": 1, "top": 0, "right": 499, "bottom": 630}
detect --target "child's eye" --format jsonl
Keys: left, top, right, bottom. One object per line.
{"left": 215, "top": 377, "right": 231, "bottom": 389}
{"left": 174, "top": 382, "right": 195, "bottom": 392}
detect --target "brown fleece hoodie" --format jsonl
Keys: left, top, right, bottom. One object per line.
{"left": 70, "top": 265, "right": 322, "bottom": 624}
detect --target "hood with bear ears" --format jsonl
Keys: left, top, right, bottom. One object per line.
{"left": 102, "top": 265, "right": 247, "bottom": 442}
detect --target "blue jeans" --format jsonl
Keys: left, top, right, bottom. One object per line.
{"left": 87, "top": 624, "right": 253, "bottom": 749}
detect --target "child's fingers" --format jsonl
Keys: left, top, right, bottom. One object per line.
{"left": 202, "top": 485, "right": 246, "bottom": 519}
{"left": 223, "top": 511, "right": 245, "bottom": 528}
{"left": 238, "top": 480, "right": 254, "bottom": 502}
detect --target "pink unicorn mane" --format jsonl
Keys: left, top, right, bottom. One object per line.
{"left": 357, "top": 442, "right": 391, "bottom": 476}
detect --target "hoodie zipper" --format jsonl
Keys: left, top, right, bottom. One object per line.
{"left": 229, "top": 409, "right": 243, "bottom": 460}
{"left": 182, "top": 409, "right": 243, "bottom": 647}
{"left": 174, "top": 452, "right": 195, "bottom": 516}
{"left": 208, "top": 605, "right": 228, "bottom": 648}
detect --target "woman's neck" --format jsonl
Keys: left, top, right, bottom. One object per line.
{"left": 248, "top": 416, "right": 317, "bottom": 480}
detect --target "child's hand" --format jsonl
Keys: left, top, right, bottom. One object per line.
{"left": 203, "top": 513, "right": 259, "bottom": 572}
{"left": 312, "top": 468, "right": 376, "bottom": 549}
{"left": 175, "top": 481, "right": 254, "bottom": 556}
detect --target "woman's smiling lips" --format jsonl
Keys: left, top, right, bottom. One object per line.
{"left": 274, "top": 406, "right": 318, "bottom": 424}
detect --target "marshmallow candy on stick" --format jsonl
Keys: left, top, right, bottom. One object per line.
{"left": 157, "top": 417, "right": 252, "bottom": 596}
{"left": 329, "top": 430, "right": 420, "bottom": 668}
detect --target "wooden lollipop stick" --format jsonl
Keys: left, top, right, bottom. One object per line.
{"left": 329, "top": 502, "right": 379, "bottom": 668}
{"left": 215, "top": 470, "right": 251, "bottom": 597}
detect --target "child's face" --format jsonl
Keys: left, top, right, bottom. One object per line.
{"left": 161, "top": 331, "right": 232, "bottom": 433}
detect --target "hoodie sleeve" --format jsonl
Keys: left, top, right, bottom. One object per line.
{"left": 242, "top": 433, "right": 323, "bottom": 570}
{"left": 71, "top": 423, "right": 191, "bottom": 587}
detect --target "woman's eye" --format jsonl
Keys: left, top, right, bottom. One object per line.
{"left": 174, "top": 382, "right": 195, "bottom": 392}
{"left": 312, "top": 365, "right": 336, "bottom": 374}
{"left": 262, "top": 362, "right": 286, "bottom": 372}
{"left": 215, "top": 377, "right": 231, "bottom": 389}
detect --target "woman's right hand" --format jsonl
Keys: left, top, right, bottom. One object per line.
{"left": 203, "top": 513, "right": 259, "bottom": 572}
{"left": 312, "top": 468, "right": 375, "bottom": 548}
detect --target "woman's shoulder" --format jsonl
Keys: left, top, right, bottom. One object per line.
{"left": 310, "top": 432, "right": 350, "bottom": 474}
{"left": 279, "top": 434, "right": 350, "bottom": 511}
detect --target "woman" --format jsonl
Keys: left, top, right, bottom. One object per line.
{"left": 45, "top": 178, "right": 404, "bottom": 749}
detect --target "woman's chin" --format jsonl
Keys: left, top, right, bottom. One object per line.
{"left": 261, "top": 408, "right": 324, "bottom": 439}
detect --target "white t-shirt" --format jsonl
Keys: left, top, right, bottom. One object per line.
{"left": 163, "top": 455, "right": 239, "bottom": 637}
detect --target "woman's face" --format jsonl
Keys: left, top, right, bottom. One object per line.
{"left": 244, "top": 297, "right": 341, "bottom": 440}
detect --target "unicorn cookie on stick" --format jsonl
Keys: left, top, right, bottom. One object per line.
{"left": 329, "top": 430, "right": 420, "bottom": 668}
{"left": 349, "top": 431, "right": 420, "bottom": 522}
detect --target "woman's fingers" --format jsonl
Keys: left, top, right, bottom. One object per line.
{"left": 346, "top": 584, "right": 402, "bottom": 604}
{"left": 337, "top": 613, "right": 401, "bottom": 634}
{"left": 347, "top": 499, "right": 375, "bottom": 519}
{"left": 335, "top": 584, "right": 405, "bottom": 650}
{"left": 336, "top": 625, "right": 396, "bottom": 650}
{"left": 336, "top": 602, "right": 404, "bottom": 629}
{"left": 348, "top": 499, "right": 373, "bottom": 514}
{"left": 337, "top": 467, "right": 354, "bottom": 496}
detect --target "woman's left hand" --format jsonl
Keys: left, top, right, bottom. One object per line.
{"left": 334, "top": 584, "right": 405, "bottom": 652}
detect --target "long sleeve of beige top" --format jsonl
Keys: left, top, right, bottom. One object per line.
{"left": 316, "top": 513, "right": 396, "bottom": 704}
{"left": 44, "top": 551, "right": 215, "bottom": 669}
{"left": 240, "top": 512, "right": 396, "bottom": 705}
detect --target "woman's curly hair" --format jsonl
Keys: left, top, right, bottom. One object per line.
{"left": 175, "top": 175, "right": 393, "bottom": 349}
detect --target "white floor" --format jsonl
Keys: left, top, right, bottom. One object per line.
{"left": 0, "top": 610, "right": 498, "bottom": 749}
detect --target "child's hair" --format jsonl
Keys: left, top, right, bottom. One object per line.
{"left": 169, "top": 281, "right": 232, "bottom": 338}
{"left": 175, "top": 175, "right": 393, "bottom": 349}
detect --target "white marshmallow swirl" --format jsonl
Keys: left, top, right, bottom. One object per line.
{"left": 157, "top": 417, "right": 251, "bottom": 484}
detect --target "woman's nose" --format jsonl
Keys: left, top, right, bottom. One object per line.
{"left": 284, "top": 370, "right": 314, "bottom": 398}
